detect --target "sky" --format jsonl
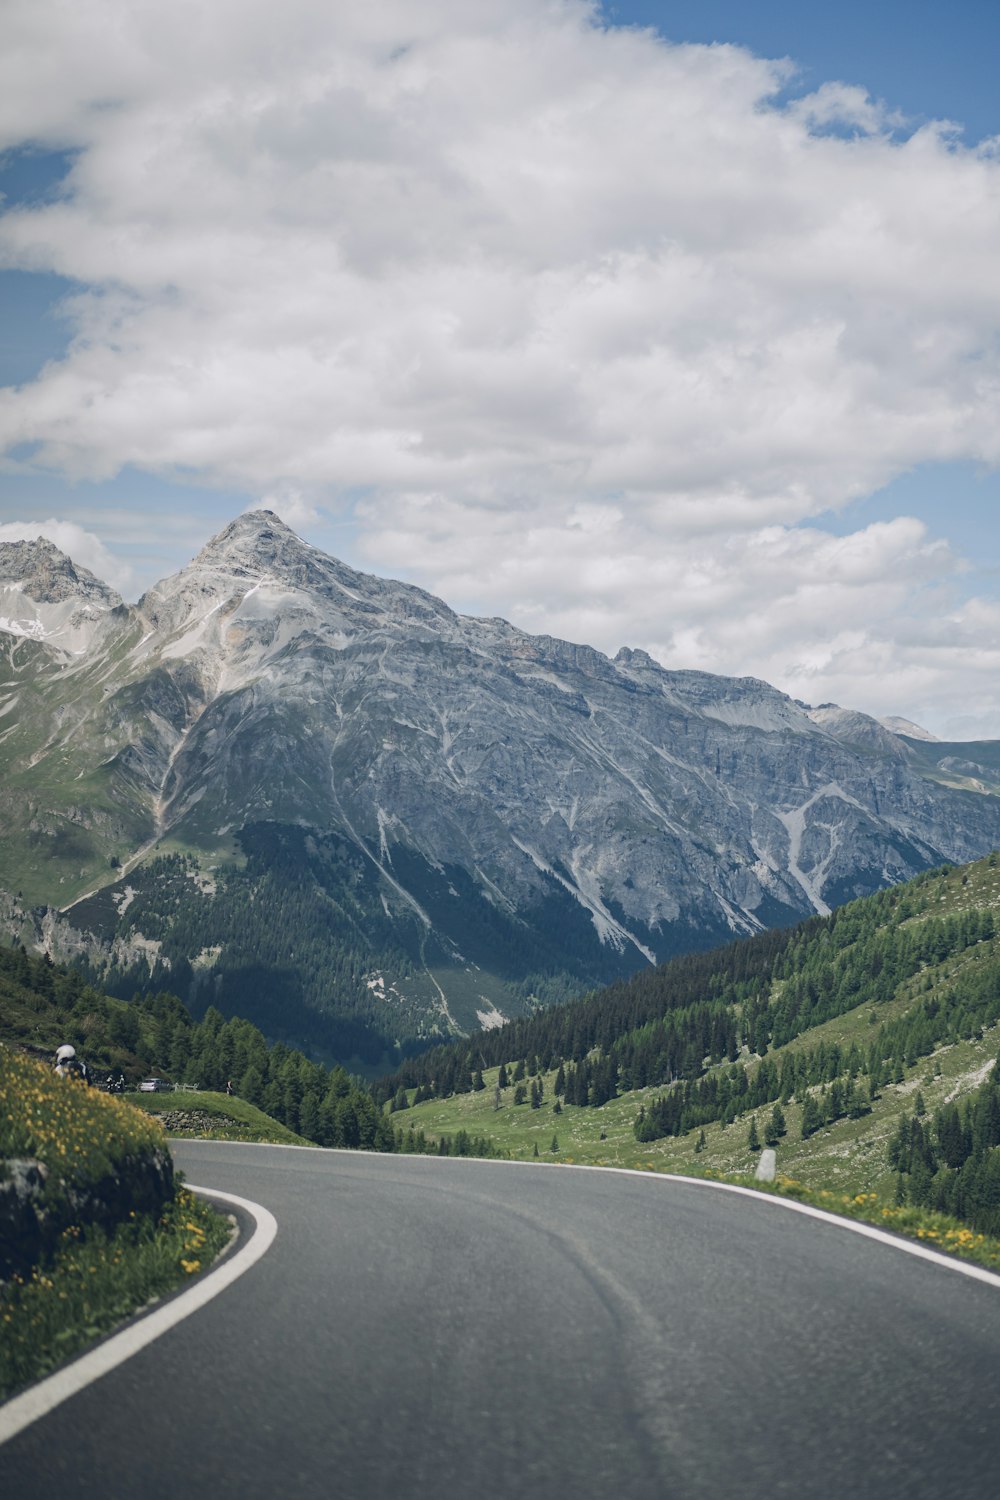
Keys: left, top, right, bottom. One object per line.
{"left": 1, "top": 1, "right": 999, "bottom": 741}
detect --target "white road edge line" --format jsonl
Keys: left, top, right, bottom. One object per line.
{"left": 174, "top": 1141, "right": 1000, "bottom": 1289}
{"left": 308, "top": 1144, "right": 1000, "bottom": 1290}
{"left": 552, "top": 1161, "right": 1000, "bottom": 1290}
{"left": 0, "top": 1185, "right": 277, "bottom": 1449}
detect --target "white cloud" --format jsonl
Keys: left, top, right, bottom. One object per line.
{"left": 254, "top": 488, "right": 320, "bottom": 531}
{"left": 786, "top": 81, "right": 906, "bottom": 136}
{"left": 1, "top": 1, "right": 1000, "bottom": 733}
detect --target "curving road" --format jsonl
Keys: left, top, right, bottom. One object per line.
{"left": 4, "top": 1141, "right": 1000, "bottom": 1498}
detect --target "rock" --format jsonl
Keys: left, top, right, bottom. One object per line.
{"left": 755, "top": 1148, "right": 777, "bottom": 1182}
{"left": 0, "top": 1148, "right": 174, "bottom": 1283}
{"left": 0, "top": 1158, "right": 49, "bottom": 1279}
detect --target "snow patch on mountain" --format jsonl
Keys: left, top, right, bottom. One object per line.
{"left": 366, "top": 971, "right": 408, "bottom": 1007}
{"left": 0, "top": 589, "right": 120, "bottom": 656}
{"left": 0, "top": 540, "right": 124, "bottom": 657}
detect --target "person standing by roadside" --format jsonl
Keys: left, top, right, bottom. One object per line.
{"left": 54, "top": 1043, "right": 90, "bottom": 1084}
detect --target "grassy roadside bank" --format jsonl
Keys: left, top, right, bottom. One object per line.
{"left": 667, "top": 1168, "right": 1000, "bottom": 1273}
{"left": 0, "top": 1185, "right": 230, "bottom": 1400}
{"left": 130, "top": 1088, "right": 314, "bottom": 1145}
{"left": 390, "top": 1033, "right": 1000, "bottom": 1275}
{"left": 0, "top": 1048, "right": 232, "bottom": 1401}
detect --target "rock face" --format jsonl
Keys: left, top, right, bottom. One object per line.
{"left": 0, "top": 1148, "right": 175, "bottom": 1282}
{"left": 2, "top": 510, "right": 1000, "bottom": 1058}
{"left": 0, "top": 538, "right": 124, "bottom": 655}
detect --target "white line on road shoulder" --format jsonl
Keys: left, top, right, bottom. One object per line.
{"left": 0, "top": 1185, "right": 277, "bottom": 1448}
{"left": 179, "top": 1143, "right": 1000, "bottom": 1289}
{"left": 365, "top": 1150, "right": 1000, "bottom": 1290}
{"left": 554, "top": 1161, "right": 1000, "bottom": 1290}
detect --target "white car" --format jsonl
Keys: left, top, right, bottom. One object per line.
{"left": 138, "top": 1078, "right": 168, "bottom": 1092}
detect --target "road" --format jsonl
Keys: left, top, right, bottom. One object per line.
{"left": 4, "top": 1141, "right": 1000, "bottom": 1498}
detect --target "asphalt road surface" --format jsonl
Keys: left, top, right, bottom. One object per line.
{"left": 4, "top": 1141, "right": 1000, "bottom": 1499}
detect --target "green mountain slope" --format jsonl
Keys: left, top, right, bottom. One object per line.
{"left": 899, "top": 733, "right": 1000, "bottom": 795}
{"left": 0, "top": 943, "right": 393, "bottom": 1151}
{"left": 129, "top": 1088, "right": 312, "bottom": 1145}
{"left": 378, "top": 853, "right": 1000, "bottom": 1232}
{"left": 27, "top": 822, "right": 639, "bottom": 1067}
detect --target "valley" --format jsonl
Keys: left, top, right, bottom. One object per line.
{"left": 379, "top": 854, "right": 1000, "bottom": 1248}
{"left": 6, "top": 849, "right": 1000, "bottom": 1261}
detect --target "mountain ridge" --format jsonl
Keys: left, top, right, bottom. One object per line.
{"left": 1, "top": 510, "right": 999, "bottom": 1063}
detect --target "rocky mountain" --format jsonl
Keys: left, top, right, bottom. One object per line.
{"left": 2, "top": 510, "right": 999, "bottom": 1065}
{"left": 0, "top": 539, "right": 124, "bottom": 654}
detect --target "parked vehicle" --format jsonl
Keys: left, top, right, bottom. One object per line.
{"left": 138, "top": 1077, "right": 168, "bottom": 1092}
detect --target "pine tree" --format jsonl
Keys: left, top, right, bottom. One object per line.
{"left": 240, "top": 1063, "right": 264, "bottom": 1106}
{"left": 800, "top": 1094, "right": 822, "bottom": 1138}
{"left": 747, "top": 1118, "right": 761, "bottom": 1152}
{"left": 550, "top": 1135, "right": 559, "bottom": 1153}
{"left": 299, "top": 1090, "right": 321, "bottom": 1142}
{"left": 764, "top": 1103, "right": 786, "bottom": 1146}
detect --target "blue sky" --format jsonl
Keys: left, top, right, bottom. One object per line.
{"left": 1, "top": 0, "right": 999, "bottom": 738}
{"left": 615, "top": 2, "right": 1000, "bottom": 146}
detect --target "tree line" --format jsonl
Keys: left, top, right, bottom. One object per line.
{"left": 635, "top": 915, "right": 1000, "bottom": 1144}
{"left": 1, "top": 939, "right": 515, "bottom": 1161}
{"left": 375, "top": 866, "right": 994, "bottom": 1118}
{"left": 0, "top": 940, "right": 393, "bottom": 1152}
{"left": 889, "top": 1058, "right": 1000, "bottom": 1234}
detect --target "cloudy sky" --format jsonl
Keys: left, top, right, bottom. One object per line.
{"left": 2, "top": 0, "right": 999, "bottom": 740}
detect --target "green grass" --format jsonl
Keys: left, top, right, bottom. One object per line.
{"left": 394, "top": 1049, "right": 1000, "bottom": 1272}
{"left": 393, "top": 871, "right": 1000, "bottom": 1273}
{"left": 397, "top": 1014, "right": 1000, "bottom": 1189}
{"left": 0, "top": 1046, "right": 168, "bottom": 1192}
{"left": 0, "top": 1185, "right": 231, "bottom": 1400}
{"left": 0, "top": 1047, "right": 234, "bottom": 1402}
{"left": 130, "top": 1089, "right": 315, "bottom": 1146}
{"left": 744, "top": 1177, "right": 1000, "bottom": 1271}
{"left": 152, "top": 830, "right": 248, "bottom": 870}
